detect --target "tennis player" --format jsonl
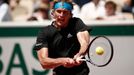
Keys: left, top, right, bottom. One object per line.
{"left": 34, "top": 0, "right": 92, "bottom": 75}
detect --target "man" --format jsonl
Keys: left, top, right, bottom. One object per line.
{"left": 97, "top": 1, "right": 126, "bottom": 20}
{"left": 103, "top": 1, "right": 125, "bottom": 20}
{"left": 34, "top": 0, "right": 91, "bottom": 75}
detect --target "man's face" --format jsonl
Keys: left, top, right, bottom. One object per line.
{"left": 53, "top": 8, "right": 72, "bottom": 28}
{"left": 105, "top": 4, "right": 115, "bottom": 16}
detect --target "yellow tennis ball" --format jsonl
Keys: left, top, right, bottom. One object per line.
{"left": 95, "top": 46, "right": 104, "bottom": 55}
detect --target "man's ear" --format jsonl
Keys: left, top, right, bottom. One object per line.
{"left": 51, "top": 10, "right": 56, "bottom": 19}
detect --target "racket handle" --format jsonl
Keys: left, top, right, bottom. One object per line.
{"left": 78, "top": 59, "right": 87, "bottom": 61}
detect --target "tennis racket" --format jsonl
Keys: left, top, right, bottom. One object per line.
{"left": 78, "top": 36, "right": 114, "bottom": 67}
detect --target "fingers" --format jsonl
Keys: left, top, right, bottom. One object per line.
{"left": 62, "top": 58, "right": 75, "bottom": 68}
{"left": 61, "top": 56, "right": 84, "bottom": 68}
{"left": 73, "top": 53, "right": 79, "bottom": 60}
{"left": 73, "top": 54, "right": 84, "bottom": 65}
{"left": 73, "top": 53, "right": 84, "bottom": 60}
{"left": 75, "top": 55, "right": 84, "bottom": 64}
{"left": 61, "top": 58, "right": 74, "bottom": 64}
{"left": 76, "top": 55, "right": 84, "bottom": 61}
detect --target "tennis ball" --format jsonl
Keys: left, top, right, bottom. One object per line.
{"left": 95, "top": 46, "right": 104, "bottom": 55}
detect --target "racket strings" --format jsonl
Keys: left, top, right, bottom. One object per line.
{"left": 88, "top": 37, "right": 113, "bottom": 66}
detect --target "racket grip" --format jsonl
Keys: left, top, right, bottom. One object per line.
{"left": 78, "top": 59, "right": 87, "bottom": 61}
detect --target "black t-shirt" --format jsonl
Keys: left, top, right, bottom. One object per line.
{"left": 34, "top": 17, "right": 91, "bottom": 75}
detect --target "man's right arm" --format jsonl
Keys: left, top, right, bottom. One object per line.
{"left": 37, "top": 47, "right": 75, "bottom": 69}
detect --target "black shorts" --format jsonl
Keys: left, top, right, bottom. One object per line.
{"left": 53, "top": 68, "right": 89, "bottom": 75}
{"left": 53, "top": 62, "right": 90, "bottom": 75}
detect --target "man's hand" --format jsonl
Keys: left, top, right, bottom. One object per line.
{"left": 61, "top": 58, "right": 75, "bottom": 68}
{"left": 73, "top": 53, "right": 84, "bottom": 65}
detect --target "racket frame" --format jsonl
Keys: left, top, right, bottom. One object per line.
{"left": 84, "top": 36, "right": 114, "bottom": 67}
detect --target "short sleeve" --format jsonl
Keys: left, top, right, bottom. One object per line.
{"left": 34, "top": 28, "right": 48, "bottom": 51}
{"left": 70, "top": 18, "right": 92, "bottom": 34}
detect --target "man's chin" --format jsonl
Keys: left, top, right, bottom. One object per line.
{"left": 58, "top": 24, "right": 67, "bottom": 28}
{"left": 57, "top": 22, "right": 64, "bottom": 25}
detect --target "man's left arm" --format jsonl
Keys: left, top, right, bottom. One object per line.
{"left": 74, "top": 30, "right": 90, "bottom": 61}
